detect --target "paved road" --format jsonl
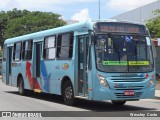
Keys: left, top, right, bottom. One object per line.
{"left": 0, "top": 81, "right": 159, "bottom": 119}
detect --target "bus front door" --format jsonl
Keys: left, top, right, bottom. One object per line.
{"left": 78, "top": 36, "right": 89, "bottom": 97}
{"left": 6, "top": 47, "right": 12, "bottom": 85}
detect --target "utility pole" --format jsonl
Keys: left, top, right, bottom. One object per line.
{"left": 99, "top": 0, "right": 101, "bottom": 20}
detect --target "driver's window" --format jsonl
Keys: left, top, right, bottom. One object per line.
{"left": 96, "top": 35, "right": 108, "bottom": 64}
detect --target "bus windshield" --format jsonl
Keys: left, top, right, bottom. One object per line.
{"left": 95, "top": 34, "right": 154, "bottom": 72}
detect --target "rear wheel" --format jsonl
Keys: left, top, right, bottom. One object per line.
{"left": 112, "top": 100, "right": 126, "bottom": 106}
{"left": 62, "top": 80, "right": 75, "bottom": 105}
{"left": 18, "top": 77, "right": 26, "bottom": 96}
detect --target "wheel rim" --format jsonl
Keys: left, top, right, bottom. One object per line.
{"left": 19, "top": 81, "right": 23, "bottom": 94}
{"left": 65, "top": 86, "right": 72, "bottom": 99}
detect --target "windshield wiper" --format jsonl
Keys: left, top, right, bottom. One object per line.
{"left": 108, "top": 33, "right": 121, "bottom": 63}
{"left": 135, "top": 34, "right": 140, "bottom": 63}
{"left": 135, "top": 43, "right": 138, "bottom": 62}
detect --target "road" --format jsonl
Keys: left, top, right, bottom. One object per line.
{"left": 0, "top": 80, "right": 159, "bottom": 120}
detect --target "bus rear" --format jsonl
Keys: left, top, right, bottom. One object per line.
{"left": 90, "top": 21, "right": 156, "bottom": 105}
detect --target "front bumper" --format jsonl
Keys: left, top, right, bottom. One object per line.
{"left": 92, "top": 85, "right": 155, "bottom": 101}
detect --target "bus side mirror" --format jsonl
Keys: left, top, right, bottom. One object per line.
{"left": 91, "top": 35, "right": 96, "bottom": 45}
{"left": 88, "top": 30, "right": 96, "bottom": 45}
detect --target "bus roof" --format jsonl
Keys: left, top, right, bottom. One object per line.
{"left": 4, "top": 19, "right": 93, "bottom": 44}
{"left": 4, "top": 19, "right": 146, "bottom": 44}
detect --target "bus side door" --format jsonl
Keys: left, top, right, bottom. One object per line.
{"left": 77, "top": 36, "right": 89, "bottom": 97}
{"left": 32, "top": 41, "right": 43, "bottom": 92}
{"left": 2, "top": 45, "right": 7, "bottom": 84}
{"left": 6, "top": 46, "right": 13, "bottom": 85}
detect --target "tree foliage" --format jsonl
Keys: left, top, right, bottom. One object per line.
{"left": 0, "top": 8, "right": 66, "bottom": 44}
{"left": 146, "top": 9, "right": 160, "bottom": 38}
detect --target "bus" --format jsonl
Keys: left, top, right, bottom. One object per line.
{"left": 2, "top": 19, "right": 156, "bottom": 106}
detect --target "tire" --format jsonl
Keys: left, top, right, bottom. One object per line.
{"left": 112, "top": 100, "right": 126, "bottom": 106}
{"left": 18, "top": 77, "right": 26, "bottom": 96}
{"left": 62, "top": 80, "right": 75, "bottom": 105}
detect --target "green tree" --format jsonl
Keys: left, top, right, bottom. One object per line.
{"left": 146, "top": 9, "right": 160, "bottom": 38}
{"left": 0, "top": 8, "right": 66, "bottom": 44}
{"left": 0, "top": 8, "right": 66, "bottom": 57}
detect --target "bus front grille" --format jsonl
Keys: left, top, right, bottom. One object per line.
{"left": 111, "top": 78, "right": 145, "bottom": 82}
{"left": 115, "top": 92, "right": 143, "bottom": 99}
{"left": 114, "top": 86, "right": 144, "bottom": 90}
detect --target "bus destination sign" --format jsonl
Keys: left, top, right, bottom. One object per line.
{"left": 97, "top": 23, "right": 145, "bottom": 34}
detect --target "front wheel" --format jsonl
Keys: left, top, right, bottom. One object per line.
{"left": 112, "top": 100, "right": 126, "bottom": 106}
{"left": 62, "top": 80, "right": 75, "bottom": 106}
{"left": 18, "top": 77, "right": 26, "bottom": 96}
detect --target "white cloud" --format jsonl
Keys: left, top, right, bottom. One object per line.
{"left": 106, "top": 0, "right": 157, "bottom": 11}
{"left": 71, "top": 9, "right": 90, "bottom": 22}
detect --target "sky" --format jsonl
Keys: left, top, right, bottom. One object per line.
{"left": 0, "top": 0, "right": 158, "bottom": 22}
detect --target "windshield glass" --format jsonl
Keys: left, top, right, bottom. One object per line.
{"left": 95, "top": 34, "right": 154, "bottom": 72}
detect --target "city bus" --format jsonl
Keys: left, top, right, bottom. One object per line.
{"left": 2, "top": 19, "right": 156, "bottom": 106}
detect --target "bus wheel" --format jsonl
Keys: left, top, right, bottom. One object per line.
{"left": 62, "top": 80, "right": 74, "bottom": 105}
{"left": 18, "top": 77, "right": 26, "bottom": 96}
{"left": 111, "top": 100, "right": 126, "bottom": 106}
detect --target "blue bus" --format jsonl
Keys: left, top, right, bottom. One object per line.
{"left": 2, "top": 19, "right": 156, "bottom": 106}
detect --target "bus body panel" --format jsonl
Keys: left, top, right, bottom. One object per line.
{"left": 40, "top": 60, "right": 75, "bottom": 95}
{"left": 2, "top": 19, "right": 92, "bottom": 90}
{"left": 2, "top": 60, "right": 6, "bottom": 84}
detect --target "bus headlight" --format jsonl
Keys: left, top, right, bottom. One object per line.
{"left": 149, "top": 79, "right": 154, "bottom": 85}
{"left": 97, "top": 74, "right": 109, "bottom": 88}
{"left": 149, "top": 74, "right": 155, "bottom": 86}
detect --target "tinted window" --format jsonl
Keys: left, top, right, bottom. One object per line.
{"left": 13, "top": 42, "right": 22, "bottom": 61}
{"left": 3, "top": 45, "right": 7, "bottom": 61}
{"left": 56, "top": 33, "right": 73, "bottom": 59}
{"left": 22, "top": 40, "right": 33, "bottom": 60}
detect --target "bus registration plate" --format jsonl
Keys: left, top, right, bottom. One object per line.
{"left": 124, "top": 90, "right": 135, "bottom": 96}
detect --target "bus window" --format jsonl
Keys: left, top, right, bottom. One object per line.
{"left": 22, "top": 40, "right": 33, "bottom": 60}
{"left": 13, "top": 42, "right": 22, "bottom": 61}
{"left": 56, "top": 33, "right": 73, "bottom": 59}
{"left": 3, "top": 45, "right": 7, "bottom": 61}
{"left": 43, "top": 36, "right": 56, "bottom": 59}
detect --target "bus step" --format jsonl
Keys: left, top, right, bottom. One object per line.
{"left": 33, "top": 89, "right": 42, "bottom": 93}
{"left": 75, "top": 96, "right": 88, "bottom": 99}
